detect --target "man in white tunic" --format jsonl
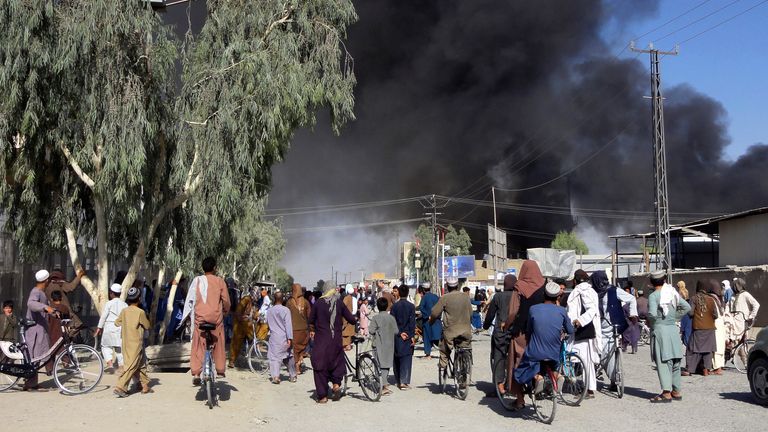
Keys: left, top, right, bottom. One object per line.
{"left": 567, "top": 269, "right": 602, "bottom": 399}
{"left": 95, "top": 284, "right": 128, "bottom": 371}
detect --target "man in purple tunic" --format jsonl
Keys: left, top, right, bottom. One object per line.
{"left": 309, "top": 282, "right": 357, "bottom": 403}
{"left": 266, "top": 292, "right": 296, "bottom": 384}
{"left": 25, "top": 269, "right": 57, "bottom": 390}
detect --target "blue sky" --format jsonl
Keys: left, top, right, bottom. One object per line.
{"left": 608, "top": 0, "right": 768, "bottom": 159}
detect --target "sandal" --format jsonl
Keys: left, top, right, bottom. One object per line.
{"left": 671, "top": 392, "right": 682, "bottom": 401}
{"left": 650, "top": 394, "right": 672, "bottom": 403}
{"left": 113, "top": 388, "right": 129, "bottom": 398}
{"left": 382, "top": 388, "right": 393, "bottom": 396}
{"left": 316, "top": 398, "right": 328, "bottom": 404}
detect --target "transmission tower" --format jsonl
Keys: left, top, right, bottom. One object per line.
{"left": 631, "top": 42, "right": 678, "bottom": 272}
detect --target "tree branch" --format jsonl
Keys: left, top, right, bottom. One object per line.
{"left": 59, "top": 143, "right": 95, "bottom": 189}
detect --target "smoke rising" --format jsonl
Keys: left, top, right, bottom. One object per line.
{"left": 166, "top": 2, "right": 768, "bottom": 284}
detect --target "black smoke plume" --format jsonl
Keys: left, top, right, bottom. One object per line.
{"left": 168, "top": 1, "right": 768, "bottom": 283}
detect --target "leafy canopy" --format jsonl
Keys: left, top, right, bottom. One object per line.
{"left": 550, "top": 230, "right": 589, "bottom": 255}
{"left": 0, "top": 1, "right": 357, "bottom": 291}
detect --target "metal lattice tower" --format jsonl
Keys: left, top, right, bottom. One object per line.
{"left": 631, "top": 42, "right": 678, "bottom": 271}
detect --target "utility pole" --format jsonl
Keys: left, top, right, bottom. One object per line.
{"left": 631, "top": 41, "right": 678, "bottom": 273}
{"left": 492, "top": 186, "right": 498, "bottom": 229}
{"left": 420, "top": 194, "right": 445, "bottom": 293}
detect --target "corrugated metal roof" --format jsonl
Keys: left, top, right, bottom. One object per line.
{"left": 610, "top": 206, "right": 768, "bottom": 239}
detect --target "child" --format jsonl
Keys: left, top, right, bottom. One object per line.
{"left": 48, "top": 291, "right": 71, "bottom": 345}
{"left": 368, "top": 297, "right": 398, "bottom": 396}
{"left": 0, "top": 300, "right": 17, "bottom": 342}
{"left": 358, "top": 298, "right": 370, "bottom": 336}
{"left": 514, "top": 281, "right": 574, "bottom": 392}
{"left": 114, "top": 287, "right": 152, "bottom": 397}
{"left": 95, "top": 284, "right": 128, "bottom": 372}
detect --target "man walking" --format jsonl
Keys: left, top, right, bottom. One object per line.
{"left": 391, "top": 285, "right": 416, "bottom": 390}
{"left": 418, "top": 283, "right": 441, "bottom": 359}
{"left": 266, "top": 292, "right": 296, "bottom": 384}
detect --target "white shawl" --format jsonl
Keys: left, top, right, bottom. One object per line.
{"left": 179, "top": 275, "right": 209, "bottom": 335}
{"left": 659, "top": 283, "right": 680, "bottom": 318}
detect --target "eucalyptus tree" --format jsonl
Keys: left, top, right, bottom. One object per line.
{"left": 0, "top": 1, "right": 356, "bottom": 311}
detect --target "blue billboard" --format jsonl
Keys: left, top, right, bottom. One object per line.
{"left": 442, "top": 255, "right": 476, "bottom": 278}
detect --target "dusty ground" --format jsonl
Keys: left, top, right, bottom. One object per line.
{"left": 3, "top": 333, "right": 765, "bottom": 432}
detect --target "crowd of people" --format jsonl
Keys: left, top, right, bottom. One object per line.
{"left": 0, "top": 256, "right": 761, "bottom": 409}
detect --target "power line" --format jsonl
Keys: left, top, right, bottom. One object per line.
{"left": 264, "top": 196, "right": 425, "bottom": 217}
{"left": 654, "top": 0, "right": 744, "bottom": 43}
{"left": 489, "top": 121, "right": 636, "bottom": 193}
{"left": 283, "top": 217, "right": 429, "bottom": 234}
{"left": 633, "top": 0, "right": 715, "bottom": 40}
{"left": 679, "top": 0, "right": 768, "bottom": 45}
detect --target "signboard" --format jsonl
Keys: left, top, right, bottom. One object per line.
{"left": 441, "top": 255, "right": 476, "bottom": 278}
{"left": 488, "top": 224, "right": 507, "bottom": 281}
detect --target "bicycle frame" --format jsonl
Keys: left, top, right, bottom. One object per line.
{"left": 0, "top": 321, "right": 70, "bottom": 379}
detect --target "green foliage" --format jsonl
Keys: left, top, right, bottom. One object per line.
{"left": 274, "top": 267, "right": 294, "bottom": 293}
{"left": 551, "top": 230, "right": 589, "bottom": 255}
{"left": 0, "top": 1, "right": 356, "bottom": 290}
{"left": 405, "top": 224, "right": 473, "bottom": 283}
{"left": 444, "top": 226, "right": 471, "bottom": 257}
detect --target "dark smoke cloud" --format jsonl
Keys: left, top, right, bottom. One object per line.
{"left": 165, "top": 1, "right": 767, "bottom": 283}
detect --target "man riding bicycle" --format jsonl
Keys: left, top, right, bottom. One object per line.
{"left": 590, "top": 271, "right": 637, "bottom": 392}
{"left": 429, "top": 277, "right": 473, "bottom": 384}
{"left": 514, "top": 281, "right": 573, "bottom": 393}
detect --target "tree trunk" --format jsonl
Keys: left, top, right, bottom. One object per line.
{"left": 158, "top": 270, "right": 183, "bottom": 344}
{"left": 93, "top": 197, "right": 110, "bottom": 309}
{"left": 65, "top": 225, "right": 104, "bottom": 313}
{"left": 149, "top": 266, "right": 167, "bottom": 345}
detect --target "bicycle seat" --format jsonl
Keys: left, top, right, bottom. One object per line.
{"left": 60, "top": 319, "right": 72, "bottom": 326}
{"left": 19, "top": 319, "right": 36, "bottom": 328}
{"left": 198, "top": 323, "right": 216, "bottom": 331}
{"left": 351, "top": 336, "right": 366, "bottom": 344}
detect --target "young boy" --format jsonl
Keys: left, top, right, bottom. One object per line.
{"left": 368, "top": 297, "right": 398, "bottom": 395}
{"left": 48, "top": 291, "right": 71, "bottom": 347}
{"left": 95, "top": 284, "right": 128, "bottom": 372}
{"left": 514, "top": 281, "right": 574, "bottom": 392}
{"left": 0, "top": 300, "right": 17, "bottom": 342}
{"left": 114, "top": 287, "right": 152, "bottom": 397}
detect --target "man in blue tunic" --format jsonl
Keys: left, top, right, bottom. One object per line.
{"left": 514, "top": 281, "right": 574, "bottom": 391}
{"left": 391, "top": 285, "right": 416, "bottom": 389}
{"left": 418, "top": 283, "right": 441, "bottom": 359}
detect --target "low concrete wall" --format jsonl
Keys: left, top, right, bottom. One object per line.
{"left": 629, "top": 265, "right": 768, "bottom": 327}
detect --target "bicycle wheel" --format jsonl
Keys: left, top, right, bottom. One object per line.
{"left": 206, "top": 379, "right": 215, "bottom": 409}
{"left": 53, "top": 344, "right": 104, "bottom": 395}
{"left": 0, "top": 355, "right": 20, "bottom": 392}
{"left": 532, "top": 371, "right": 557, "bottom": 424}
{"left": 492, "top": 356, "right": 516, "bottom": 410}
{"left": 613, "top": 348, "right": 624, "bottom": 398}
{"left": 357, "top": 353, "right": 382, "bottom": 402}
{"left": 558, "top": 352, "right": 587, "bottom": 406}
{"left": 454, "top": 351, "right": 471, "bottom": 400}
{"left": 734, "top": 339, "right": 754, "bottom": 373}
{"left": 247, "top": 340, "right": 269, "bottom": 373}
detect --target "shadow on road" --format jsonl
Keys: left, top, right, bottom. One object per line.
{"left": 619, "top": 386, "right": 657, "bottom": 400}
{"left": 719, "top": 391, "right": 759, "bottom": 405}
{"left": 194, "top": 380, "right": 238, "bottom": 403}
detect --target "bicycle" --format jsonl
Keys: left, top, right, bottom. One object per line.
{"left": 491, "top": 347, "right": 517, "bottom": 410}
{"left": 557, "top": 340, "right": 588, "bottom": 406}
{"left": 243, "top": 321, "right": 269, "bottom": 374}
{"left": 595, "top": 324, "right": 624, "bottom": 398}
{"left": 725, "top": 311, "right": 755, "bottom": 374}
{"left": 339, "top": 335, "right": 382, "bottom": 402}
{"left": 437, "top": 337, "right": 473, "bottom": 400}
{"left": 522, "top": 360, "right": 559, "bottom": 424}
{"left": 198, "top": 322, "right": 219, "bottom": 409}
{"left": 0, "top": 318, "right": 103, "bottom": 394}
